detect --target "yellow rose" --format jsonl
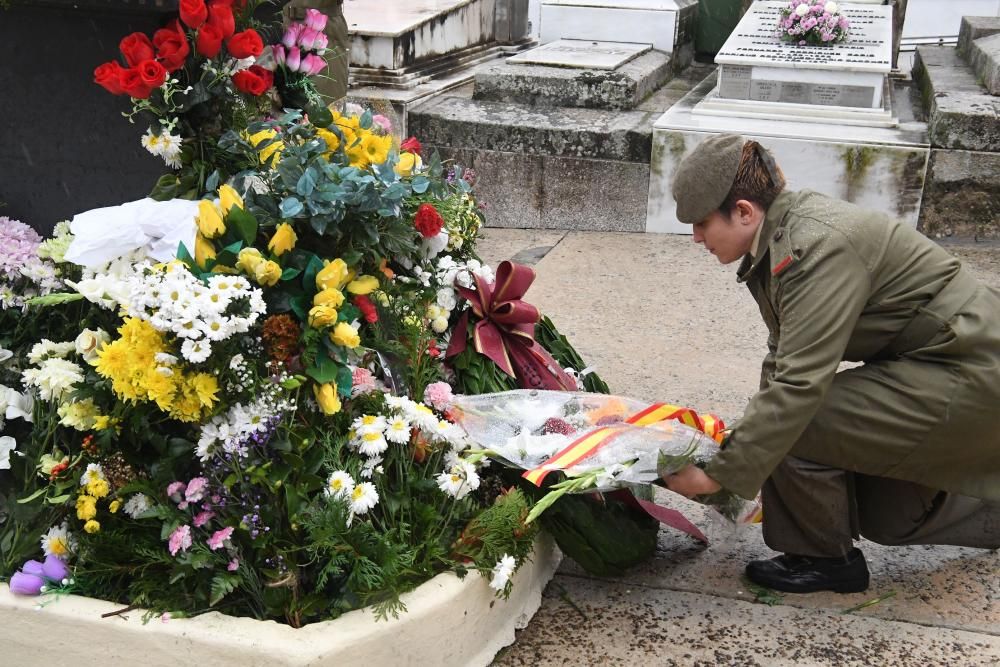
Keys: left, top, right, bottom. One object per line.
{"left": 197, "top": 200, "right": 225, "bottom": 239}
{"left": 316, "top": 258, "right": 350, "bottom": 290}
{"left": 219, "top": 184, "right": 244, "bottom": 214}
{"left": 254, "top": 260, "right": 282, "bottom": 287}
{"left": 236, "top": 247, "right": 264, "bottom": 273}
{"left": 313, "top": 383, "right": 342, "bottom": 415}
{"left": 313, "top": 287, "right": 345, "bottom": 309}
{"left": 330, "top": 322, "right": 361, "bottom": 349}
{"left": 347, "top": 274, "right": 379, "bottom": 295}
{"left": 84, "top": 520, "right": 101, "bottom": 534}
{"left": 268, "top": 223, "right": 297, "bottom": 256}
{"left": 395, "top": 151, "right": 422, "bottom": 177}
{"left": 308, "top": 304, "right": 339, "bottom": 329}
{"left": 194, "top": 233, "right": 216, "bottom": 269}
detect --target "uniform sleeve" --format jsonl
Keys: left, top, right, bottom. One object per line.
{"left": 705, "top": 230, "right": 871, "bottom": 499}
{"left": 760, "top": 334, "right": 777, "bottom": 390}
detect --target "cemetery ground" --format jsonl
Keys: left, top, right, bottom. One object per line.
{"left": 475, "top": 228, "right": 1000, "bottom": 666}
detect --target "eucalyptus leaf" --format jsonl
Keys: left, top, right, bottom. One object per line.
{"left": 280, "top": 196, "right": 304, "bottom": 217}
{"left": 411, "top": 176, "right": 430, "bottom": 194}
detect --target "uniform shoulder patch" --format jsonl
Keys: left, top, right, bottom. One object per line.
{"left": 768, "top": 227, "right": 797, "bottom": 276}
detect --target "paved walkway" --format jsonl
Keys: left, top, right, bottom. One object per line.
{"left": 476, "top": 229, "right": 1000, "bottom": 666}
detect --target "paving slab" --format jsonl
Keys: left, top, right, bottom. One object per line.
{"left": 958, "top": 16, "right": 1000, "bottom": 58}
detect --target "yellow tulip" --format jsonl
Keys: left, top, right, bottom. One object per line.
{"left": 197, "top": 200, "right": 225, "bottom": 239}
{"left": 313, "top": 382, "right": 342, "bottom": 415}
{"left": 395, "top": 152, "right": 422, "bottom": 177}
{"left": 236, "top": 247, "right": 263, "bottom": 273}
{"left": 254, "top": 260, "right": 282, "bottom": 287}
{"left": 330, "top": 322, "right": 360, "bottom": 349}
{"left": 308, "top": 304, "right": 339, "bottom": 329}
{"left": 194, "top": 233, "right": 216, "bottom": 269}
{"left": 316, "top": 258, "right": 350, "bottom": 290}
{"left": 347, "top": 274, "right": 379, "bottom": 295}
{"left": 313, "top": 287, "right": 345, "bottom": 309}
{"left": 219, "top": 184, "right": 243, "bottom": 214}
{"left": 268, "top": 223, "right": 297, "bottom": 256}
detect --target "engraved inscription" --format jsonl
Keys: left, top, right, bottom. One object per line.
{"left": 719, "top": 65, "right": 753, "bottom": 99}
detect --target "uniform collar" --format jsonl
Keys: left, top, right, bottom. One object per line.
{"left": 737, "top": 190, "right": 798, "bottom": 283}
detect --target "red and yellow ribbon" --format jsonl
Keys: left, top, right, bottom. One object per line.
{"left": 522, "top": 403, "right": 726, "bottom": 486}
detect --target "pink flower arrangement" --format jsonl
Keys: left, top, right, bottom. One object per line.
{"left": 0, "top": 217, "right": 42, "bottom": 279}
{"left": 777, "top": 0, "right": 849, "bottom": 46}
{"left": 273, "top": 10, "right": 329, "bottom": 75}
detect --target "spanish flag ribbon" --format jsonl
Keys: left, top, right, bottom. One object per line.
{"left": 522, "top": 403, "right": 726, "bottom": 487}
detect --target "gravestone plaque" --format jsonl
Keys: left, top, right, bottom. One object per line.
{"left": 714, "top": 1, "right": 892, "bottom": 109}
{"left": 507, "top": 39, "right": 651, "bottom": 70}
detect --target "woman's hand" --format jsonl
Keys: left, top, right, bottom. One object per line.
{"left": 663, "top": 465, "right": 722, "bottom": 498}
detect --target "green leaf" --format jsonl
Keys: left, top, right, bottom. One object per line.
{"left": 411, "top": 176, "right": 430, "bottom": 194}
{"left": 176, "top": 240, "right": 196, "bottom": 268}
{"left": 281, "top": 267, "right": 302, "bottom": 281}
{"left": 205, "top": 170, "right": 220, "bottom": 192}
{"left": 297, "top": 168, "right": 318, "bottom": 197}
{"left": 335, "top": 365, "right": 352, "bottom": 397}
{"left": 226, "top": 206, "right": 259, "bottom": 246}
{"left": 46, "top": 493, "right": 71, "bottom": 505}
{"left": 16, "top": 488, "right": 47, "bottom": 504}
{"left": 290, "top": 294, "right": 310, "bottom": 320}
{"left": 306, "top": 350, "right": 341, "bottom": 384}
{"left": 24, "top": 292, "right": 84, "bottom": 307}
{"left": 280, "top": 196, "right": 304, "bottom": 218}
{"left": 302, "top": 254, "right": 325, "bottom": 290}
{"left": 210, "top": 573, "right": 241, "bottom": 606}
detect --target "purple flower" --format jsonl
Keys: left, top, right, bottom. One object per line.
{"left": 20, "top": 560, "right": 45, "bottom": 577}
{"left": 42, "top": 555, "right": 69, "bottom": 582}
{"left": 9, "top": 571, "right": 45, "bottom": 596}
{"left": 193, "top": 510, "right": 215, "bottom": 527}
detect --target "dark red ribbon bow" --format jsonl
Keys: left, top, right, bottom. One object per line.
{"left": 445, "top": 261, "right": 577, "bottom": 391}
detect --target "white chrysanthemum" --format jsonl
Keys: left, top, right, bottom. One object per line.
{"left": 358, "top": 431, "right": 389, "bottom": 457}
{"left": 22, "top": 358, "right": 84, "bottom": 402}
{"left": 489, "top": 554, "right": 517, "bottom": 591}
{"left": 325, "top": 471, "right": 355, "bottom": 499}
{"left": 27, "top": 340, "right": 76, "bottom": 364}
{"left": 155, "top": 352, "right": 179, "bottom": 366}
{"left": 360, "top": 455, "right": 383, "bottom": 479}
{"left": 349, "top": 482, "right": 379, "bottom": 515}
{"left": 181, "top": 338, "right": 212, "bottom": 364}
{"left": 407, "top": 403, "right": 440, "bottom": 433}
{"left": 41, "top": 522, "right": 77, "bottom": 558}
{"left": 352, "top": 414, "right": 387, "bottom": 435}
{"left": 141, "top": 129, "right": 163, "bottom": 156}
{"left": 123, "top": 493, "right": 153, "bottom": 519}
{"left": 57, "top": 398, "right": 98, "bottom": 431}
{"left": 80, "top": 462, "right": 106, "bottom": 486}
{"left": 200, "top": 316, "right": 233, "bottom": 342}
{"left": 436, "top": 461, "right": 480, "bottom": 500}
{"left": 436, "top": 287, "right": 457, "bottom": 311}
{"left": 384, "top": 416, "right": 412, "bottom": 444}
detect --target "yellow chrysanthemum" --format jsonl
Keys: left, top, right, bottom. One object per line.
{"left": 86, "top": 479, "right": 110, "bottom": 499}
{"left": 76, "top": 495, "right": 97, "bottom": 521}
{"left": 84, "top": 520, "right": 101, "bottom": 534}
{"left": 189, "top": 373, "right": 220, "bottom": 408}
{"left": 109, "top": 500, "right": 121, "bottom": 514}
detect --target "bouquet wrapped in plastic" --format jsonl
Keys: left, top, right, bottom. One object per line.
{"left": 451, "top": 390, "right": 761, "bottom": 536}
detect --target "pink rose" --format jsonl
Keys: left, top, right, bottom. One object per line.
{"left": 273, "top": 44, "right": 286, "bottom": 66}
{"left": 304, "top": 8, "right": 328, "bottom": 31}
{"left": 286, "top": 46, "right": 301, "bottom": 72}
{"left": 302, "top": 53, "right": 326, "bottom": 76}
{"left": 298, "top": 27, "right": 320, "bottom": 50}
{"left": 282, "top": 23, "right": 303, "bottom": 49}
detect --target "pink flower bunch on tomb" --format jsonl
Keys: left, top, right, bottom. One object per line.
{"left": 274, "top": 8, "right": 329, "bottom": 75}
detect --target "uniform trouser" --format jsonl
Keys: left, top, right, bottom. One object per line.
{"left": 284, "top": 0, "right": 351, "bottom": 102}
{"left": 762, "top": 455, "right": 1000, "bottom": 558}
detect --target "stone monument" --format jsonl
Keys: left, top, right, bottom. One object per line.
{"left": 645, "top": 1, "right": 931, "bottom": 234}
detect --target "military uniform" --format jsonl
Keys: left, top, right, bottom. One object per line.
{"left": 283, "top": 0, "right": 350, "bottom": 102}
{"left": 673, "top": 135, "right": 1000, "bottom": 560}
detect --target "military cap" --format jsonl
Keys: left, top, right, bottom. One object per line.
{"left": 672, "top": 134, "right": 746, "bottom": 224}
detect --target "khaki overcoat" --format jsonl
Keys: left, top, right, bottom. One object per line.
{"left": 704, "top": 190, "right": 1000, "bottom": 502}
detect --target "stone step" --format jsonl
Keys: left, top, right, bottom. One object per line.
{"left": 912, "top": 46, "right": 1000, "bottom": 151}
{"left": 472, "top": 48, "right": 673, "bottom": 110}
{"left": 968, "top": 33, "right": 1000, "bottom": 95}
{"left": 346, "top": 0, "right": 499, "bottom": 70}
{"left": 958, "top": 15, "right": 1000, "bottom": 58}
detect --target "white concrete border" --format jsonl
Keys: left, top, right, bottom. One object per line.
{"left": 0, "top": 534, "right": 561, "bottom": 667}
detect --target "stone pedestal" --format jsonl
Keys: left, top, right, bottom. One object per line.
{"left": 538, "top": 0, "right": 698, "bottom": 67}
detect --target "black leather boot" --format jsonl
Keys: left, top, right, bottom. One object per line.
{"left": 745, "top": 548, "right": 870, "bottom": 593}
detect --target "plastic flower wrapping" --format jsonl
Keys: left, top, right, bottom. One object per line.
{"left": 450, "top": 390, "right": 761, "bottom": 529}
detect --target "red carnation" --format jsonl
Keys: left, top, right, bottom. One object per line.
{"left": 400, "top": 136, "right": 422, "bottom": 155}
{"left": 226, "top": 29, "right": 264, "bottom": 58}
{"left": 196, "top": 23, "right": 224, "bottom": 57}
{"left": 413, "top": 203, "right": 444, "bottom": 239}
{"left": 232, "top": 65, "right": 273, "bottom": 96}
{"left": 207, "top": 2, "right": 235, "bottom": 38}
{"left": 180, "top": 0, "right": 208, "bottom": 28}
{"left": 138, "top": 59, "right": 167, "bottom": 89}
{"left": 427, "top": 339, "right": 440, "bottom": 358}
{"left": 542, "top": 418, "right": 576, "bottom": 436}
{"left": 154, "top": 22, "right": 190, "bottom": 72}
{"left": 119, "top": 67, "right": 154, "bottom": 99}
{"left": 119, "top": 32, "right": 155, "bottom": 67}
{"left": 94, "top": 61, "right": 125, "bottom": 95}
{"left": 352, "top": 295, "right": 379, "bottom": 324}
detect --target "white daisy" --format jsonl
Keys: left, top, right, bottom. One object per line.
{"left": 41, "top": 522, "right": 77, "bottom": 558}
{"left": 180, "top": 338, "right": 212, "bottom": 364}
{"left": 384, "top": 416, "right": 411, "bottom": 444}
{"left": 325, "top": 471, "right": 354, "bottom": 499}
{"left": 352, "top": 414, "right": 387, "bottom": 435}
{"left": 436, "top": 461, "right": 480, "bottom": 500}
{"left": 349, "top": 482, "right": 379, "bottom": 515}
{"left": 358, "top": 431, "right": 388, "bottom": 458}
{"left": 489, "top": 554, "right": 517, "bottom": 591}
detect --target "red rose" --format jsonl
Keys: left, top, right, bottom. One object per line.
{"left": 94, "top": 61, "right": 125, "bottom": 95}
{"left": 119, "top": 67, "right": 154, "bottom": 99}
{"left": 138, "top": 59, "right": 167, "bottom": 89}
{"left": 119, "top": 32, "right": 155, "bottom": 67}
{"left": 207, "top": 2, "right": 235, "bottom": 38}
{"left": 179, "top": 0, "right": 208, "bottom": 28}
{"left": 226, "top": 29, "right": 263, "bottom": 59}
{"left": 232, "top": 65, "right": 273, "bottom": 96}
{"left": 154, "top": 22, "right": 190, "bottom": 72}
{"left": 413, "top": 203, "right": 444, "bottom": 238}
{"left": 352, "top": 295, "right": 379, "bottom": 324}
{"left": 196, "top": 23, "right": 224, "bottom": 57}
{"left": 400, "top": 136, "right": 422, "bottom": 155}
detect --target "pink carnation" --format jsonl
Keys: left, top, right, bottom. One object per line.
{"left": 185, "top": 477, "right": 208, "bottom": 503}
{"left": 193, "top": 510, "right": 215, "bottom": 527}
{"left": 166, "top": 481, "right": 186, "bottom": 502}
{"left": 207, "top": 526, "right": 234, "bottom": 551}
{"left": 227, "top": 558, "right": 240, "bottom": 571}
{"left": 372, "top": 114, "right": 392, "bottom": 133}
{"left": 423, "top": 381, "right": 454, "bottom": 410}
{"left": 351, "top": 367, "right": 377, "bottom": 396}
{"left": 0, "top": 218, "right": 42, "bottom": 279}
{"left": 168, "top": 525, "right": 192, "bottom": 556}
